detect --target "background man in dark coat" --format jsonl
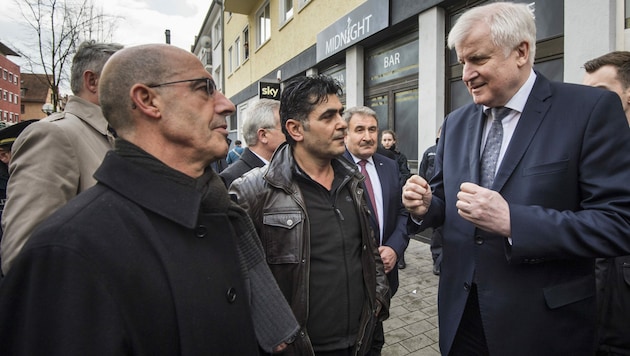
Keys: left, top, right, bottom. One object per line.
{"left": 403, "top": 3, "right": 630, "bottom": 355}
{"left": 0, "top": 44, "right": 298, "bottom": 355}
{"left": 583, "top": 50, "right": 630, "bottom": 355}
{"left": 220, "top": 98, "right": 284, "bottom": 188}
{"left": 343, "top": 105, "right": 408, "bottom": 355}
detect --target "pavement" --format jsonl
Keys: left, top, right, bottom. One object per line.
{"left": 381, "top": 235, "right": 441, "bottom": 356}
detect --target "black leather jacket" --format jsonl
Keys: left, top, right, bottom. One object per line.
{"left": 230, "top": 143, "right": 390, "bottom": 355}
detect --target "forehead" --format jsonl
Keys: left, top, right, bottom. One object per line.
{"left": 584, "top": 65, "right": 620, "bottom": 85}
{"left": 349, "top": 113, "right": 378, "bottom": 127}
{"left": 455, "top": 24, "right": 495, "bottom": 58}
{"left": 169, "top": 51, "right": 208, "bottom": 78}
{"left": 309, "top": 94, "right": 342, "bottom": 115}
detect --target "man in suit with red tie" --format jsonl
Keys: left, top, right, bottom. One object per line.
{"left": 343, "top": 106, "right": 409, "bottom": 355}
{"left": 402, "top": 3, "right": 630, "bottom": 355}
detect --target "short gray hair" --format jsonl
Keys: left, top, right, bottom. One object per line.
{"left": 447, "top": 2, "right": 536, "bottom": 66}
{"left": 343, "top": 105, "right": 378, "bottom": 124}
{"left": 242, "top": 99, "right": 280, "bottom": 146}
{"left": 71, "top": 40, "right": 123, "bottom": 95}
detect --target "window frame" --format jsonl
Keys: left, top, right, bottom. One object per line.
{"left": 256, "top": 1, "right": 271, "bottom": 48}
{"left": 280, "top": 0, "right": 294, "bottom": 26}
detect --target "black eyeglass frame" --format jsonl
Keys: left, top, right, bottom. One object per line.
{"left": 147, "top": 77, "right": 216, "bottom": 96}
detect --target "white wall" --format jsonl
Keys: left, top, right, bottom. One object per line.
{"left": 564, "top": 0, "right": 618, "bottom": 83}
{"left": 417, "top": 7, "right": 445, "bottom": 158}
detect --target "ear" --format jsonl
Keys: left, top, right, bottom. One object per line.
{"left": 257, "top": 128, "right": 268, "bottom": 144}
{"left": 130, "top": 84, "right": 161, "bottom": 119}
{"left": 515, "top": 41, "right": 530, "bottom": 67}
{"left": 285, "top": 119, "right": 304, "bottom": 142}
{"left": 83, "top": 70, "right": 99, "bottom": 94}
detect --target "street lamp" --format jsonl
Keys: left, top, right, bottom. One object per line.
{"left": 42, "top": 103, "right": 54, "bottom": 115}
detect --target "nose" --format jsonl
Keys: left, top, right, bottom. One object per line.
{"left": 214, "top": 91, "right": 236, "bottom": 117}
{"left": 461, "top": 63, "right": 477, "bottom": 84}
{"left": 336, "top": 113, "right": 348, "bottom": 130}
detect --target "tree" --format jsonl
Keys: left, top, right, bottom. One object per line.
{"left": 13, "top": 0, "right": 118, "bottom": 111}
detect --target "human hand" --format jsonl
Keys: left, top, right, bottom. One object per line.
{"left": 402, "top": 175, "right": 432, "bottom": 218}
{"left": 456, "top": 182, "right": 511, "bottom": 236}
{"left": 378, "top": 246, "right": 397, "bottom": 273}
{"left": 273, "top": 342, "right": 288, "bottom": 353}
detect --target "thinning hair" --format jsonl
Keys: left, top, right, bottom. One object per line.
{"left": 279, "top": 75, "right": 343, "bottom": 146}
{"left": 70, "top": 40, "right": 123, "bottom": 95}
{"left": 447, "top": 2, "right": 536, "bottom": 66}
{"left": 584, "top": 51, "right": 630, "bottom": 89}
{"left": 342, "top": 106, "right": 378, "bottom": 125}
{"left": 99, "top": 44, "right": 177, "bottom": 133}
{"left": 242, "top": 99, "right": 280, "bottom": 146}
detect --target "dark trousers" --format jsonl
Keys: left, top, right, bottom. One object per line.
{"left": 367, "top": 321, "right": 385, "bottom": 355}
{"left": 449, "top": 284, "right": 490, "bottom": 356}
{"left": 430, "top": 227, "right": 443, "bottom": 267}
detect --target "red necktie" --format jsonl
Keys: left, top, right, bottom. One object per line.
{"left": 359, "top": 159, "right": 378, "bottom": 227}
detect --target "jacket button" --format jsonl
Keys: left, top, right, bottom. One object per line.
{"left": 464, "top": 282, "right": 471, "bottom": 292}
{"left": 475, "top": 236, "right": 484, "bottom": 245}
{"left": 195, "top": 225, "right": 207, "bottom": 238}
{"left": 286, "top": 219, "right": 293, "bottom": 226}
{"left": 226, "top": 287, "right": 237, "bottom": 303}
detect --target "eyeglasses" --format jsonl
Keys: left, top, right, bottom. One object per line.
{"left": 148, "top": 77, "right": 216, "bottom": 96}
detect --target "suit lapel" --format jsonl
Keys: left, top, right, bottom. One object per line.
{"left": 493, "top": 74, "right": 552, "bottom": 191}
{"left": 468, "top": 107, "right": 486, "bottom": 183}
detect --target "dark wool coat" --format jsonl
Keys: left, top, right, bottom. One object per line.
{"left": 0, "top": 152, "right": 260, "bottom": 355}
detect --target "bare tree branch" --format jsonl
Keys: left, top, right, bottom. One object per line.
{"left": 11, "top": 0, "right": 119, "bottom": 111}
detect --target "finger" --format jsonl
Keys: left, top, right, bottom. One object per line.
{"left": 460, "top": 181, "right": 481, "bottom": 193}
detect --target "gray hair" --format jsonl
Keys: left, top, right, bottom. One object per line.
{"left": 242, "top": 99, "right": 280, "bottom": 146}
{"left": 343, "top": 105, "right": 378, "bottom": 124}
{"left": 70, "top": 40, "right": 123, "bottom": 95}
{"left": 447, "top": 2, "right": 536, "bottom": 66}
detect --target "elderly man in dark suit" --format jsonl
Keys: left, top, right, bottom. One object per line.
{"left": 403, "top": 3, "right": 630, "bottom": 356}
{"left": 220, "top": 99, "right": 284, "bottom": 188}
{"left": 343, "top": 105, "right": 408, "bottom": 355}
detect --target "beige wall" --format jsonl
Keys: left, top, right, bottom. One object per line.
{"left": 224, "top": 0, "right": 365, "bottom": 97}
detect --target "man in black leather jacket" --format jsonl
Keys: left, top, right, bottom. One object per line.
{"left": 230, "top": 75, "right": 389, "bottom": 355}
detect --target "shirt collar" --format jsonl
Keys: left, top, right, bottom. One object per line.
{"left": 349, "top": 152, "right": 374, "bottom": 166}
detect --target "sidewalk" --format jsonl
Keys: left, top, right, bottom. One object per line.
{"left": 382, "top": 238, "right": 440, "bottom": 355}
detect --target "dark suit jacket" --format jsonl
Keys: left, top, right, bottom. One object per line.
{"left": 220, "top": 148, "right": 265, "bottom": 188}
{"left": 345, "top": 150, "right": 409, "bottom": 295}
{"left": 413, "top": 74, "right": 630, "bottom": 355}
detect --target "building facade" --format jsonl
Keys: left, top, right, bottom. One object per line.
{"left": 217, "top": 0, "right": 630, "bottom": 169}
{"left": 20, "top": 73, "right": 53, "bottom": 120}
{"left": 0, "top": 42, "right": 21, "bottom": 127}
